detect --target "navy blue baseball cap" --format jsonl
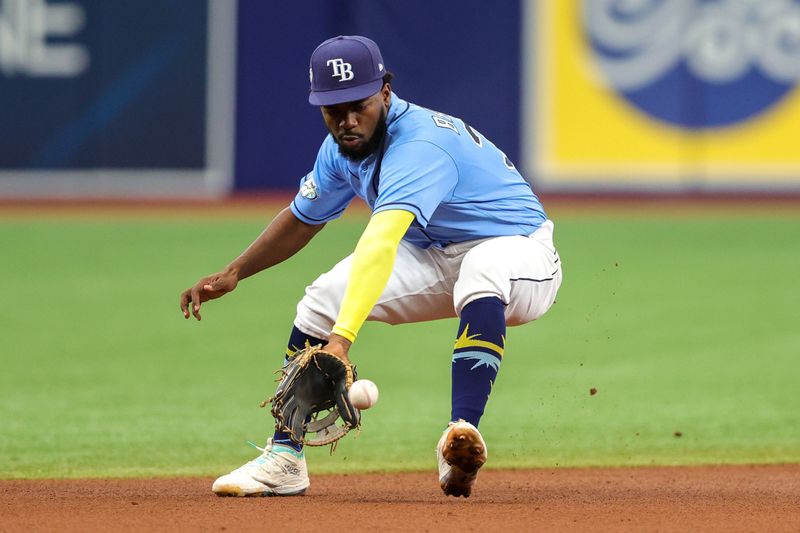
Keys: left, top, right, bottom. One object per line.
{"left": 308, "top": 35, "right": 386, "bottom": 106}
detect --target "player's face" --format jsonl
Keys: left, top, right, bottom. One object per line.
{"left": 321, "top": 84, "right": 392, "bottom": 160}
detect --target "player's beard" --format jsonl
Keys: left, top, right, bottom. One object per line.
{"left": 334, "top": 107, "right": 387, "bottom": 161}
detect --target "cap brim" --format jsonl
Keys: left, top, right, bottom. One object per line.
{"left": 309, "top": 78, "right": 384, "bottom": 106}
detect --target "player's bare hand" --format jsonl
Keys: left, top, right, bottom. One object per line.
{"left": 323, "top": 333, "right": 352, "bottom": 364}
{"left": 179, "top": 270, "right": 239, "bottom": 321}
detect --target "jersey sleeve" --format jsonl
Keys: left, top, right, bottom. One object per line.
{"left": 372, "top": 140, "right": 458, "bottom": 227}
{"left": 290, "top": 137, "right": 356, "bottom": 225}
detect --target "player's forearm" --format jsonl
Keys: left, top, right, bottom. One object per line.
{"left": 226, "top": 207, "right": 324, "bottom": 280}
{"left": 332, "top": 210, "right": 415, "bottom": 342}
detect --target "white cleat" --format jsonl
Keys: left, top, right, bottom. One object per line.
{"left": 436, "top": 420, "right": 487, "bottom": 498}
{"left": 212, "top": 439, "right": 309, "bottom": 497}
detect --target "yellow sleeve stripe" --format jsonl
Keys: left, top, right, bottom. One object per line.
{"left": 331, "top": 209, "right": 415, "bottom": 343}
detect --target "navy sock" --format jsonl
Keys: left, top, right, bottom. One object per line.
{"left": 272, "top": 431, "right": 304, "bottom": 452}
{"left": 285, "top": 325, "right": 326, "bottom": 361}
{"left": 273, "top": 326, "right": 326, "bottom": 452}
{"left": 451, "top": 297, "right": 506, "bottom": 427}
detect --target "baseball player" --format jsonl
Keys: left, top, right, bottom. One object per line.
{"left": 180, "top": 35, "right": 562, "bottom": 498}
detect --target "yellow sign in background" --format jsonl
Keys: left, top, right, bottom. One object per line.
{"left": 525, "top": 1, "right": 800, "bottom": 187}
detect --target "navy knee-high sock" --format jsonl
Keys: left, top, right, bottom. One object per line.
{"left": 451, "top": 297, "right": 505, "bottom": 427}
{"left": 273, "top": 326, "right": 326, "bottom": 452}
{"left": 285, "top": 326, "right": 327, "bottom": 361}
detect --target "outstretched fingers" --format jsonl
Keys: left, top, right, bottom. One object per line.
{"left": 190, "top": 284, "right": 203, "bottom": 320}
{"left": 179, "top": 273, "right": 236, "bottom": 321}
{"left": 179, "top": 289, "right": 192, "bottom": 319}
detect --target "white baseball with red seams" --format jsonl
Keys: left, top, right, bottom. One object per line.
{"left": 348, "top": 379, "right": 379, "bottom": 410}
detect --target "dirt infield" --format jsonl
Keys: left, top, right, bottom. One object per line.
{"left": 2, "top": 465, "right": 798, "bottom": 532}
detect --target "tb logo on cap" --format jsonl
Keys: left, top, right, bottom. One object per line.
{"left": 327, "top": 58, "right": 354, "bottom": 82}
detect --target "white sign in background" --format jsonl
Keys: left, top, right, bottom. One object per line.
{"left": 0, "top": 0, "right": 89, "bottom": 77}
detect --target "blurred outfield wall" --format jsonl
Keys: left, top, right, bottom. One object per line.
{"left": 0, "top": 0, "right": 236, "bottom": 197}
{"left": 1, "top": 0, "right": 799, "bottom": 198}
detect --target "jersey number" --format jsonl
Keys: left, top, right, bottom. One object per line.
{"left": 462, "top": 120, "right": 516, "bottom": 170}
{"left": 430, "top": 111, "right": 517, "bottom": 170}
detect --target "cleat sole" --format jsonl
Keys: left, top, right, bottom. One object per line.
{"left": 442, "top": 425, "right": 486, "bottom": 474}
{"left": 439, "top": 422, "right": 487, "bottom": 498}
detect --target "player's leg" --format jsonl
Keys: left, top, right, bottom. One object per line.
{"left": 450, "top": 221, "right": 561, "bottom": 422}
{"left": 210, "top": 329, "right": 324, "bottom": 497}
{"left": 294, "top": 239, "right": 458, "bottom": 339}
{"left": 449, "top": 296, "right": 505, "bottom": 426}
{"left": 435, "top": 295, "right": 499, "bottom": 497}
{"left": 438, "top": 220, "right": 562, "bottom": 497}
{"left": 435, "top": 291, "right": 503, "bottom": 497}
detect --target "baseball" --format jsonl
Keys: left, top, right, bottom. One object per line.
{"left": 348, "top": 379, "right": 379, "bottom": 410}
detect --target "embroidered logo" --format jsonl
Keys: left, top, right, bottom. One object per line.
{"left": 299, "top": 173, "right": 318, "bottom": 200}
{"left": 327, "top": 58, "right": 354, "bottom": 82}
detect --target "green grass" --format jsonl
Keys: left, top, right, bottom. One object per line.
{"left": 1, "top": 211, "right": 798, "bottom": 479}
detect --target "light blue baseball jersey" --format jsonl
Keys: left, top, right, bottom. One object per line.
{"left": 291, "top": 93, "right": 546, "bottom": 249}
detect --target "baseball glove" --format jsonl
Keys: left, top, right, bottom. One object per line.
{"left": 262, "top": 344, "right": 360, "bottom": 447}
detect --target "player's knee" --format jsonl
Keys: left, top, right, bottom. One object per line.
{"left": 504, "top": 268, "right": 562, "bottom": 326}
{"left": 453, "top": 235, "right": 560, "bottom": 325}
{"left": 294, "top": 273, "right": 343, "bottom": 340}
{"left": 294, "top": 300, "right": 334, "bottom": 340}
{"left": 453, "top": 242, "right": 513, "bottom": 315}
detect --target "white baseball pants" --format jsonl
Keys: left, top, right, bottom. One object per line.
{"left": 294, "top": 220, "right": 562, "bottom": 339}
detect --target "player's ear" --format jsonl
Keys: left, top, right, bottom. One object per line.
{"left": 381, "top": 83, "right": 391, "bottom": 106}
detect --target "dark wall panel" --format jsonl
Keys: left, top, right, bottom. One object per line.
{"left": 234, "top": 1, "right": 521, "bottom": 191}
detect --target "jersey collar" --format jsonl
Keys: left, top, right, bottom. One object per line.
{"left": 386, "top": 92, "right": 411, "bottom": 130}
